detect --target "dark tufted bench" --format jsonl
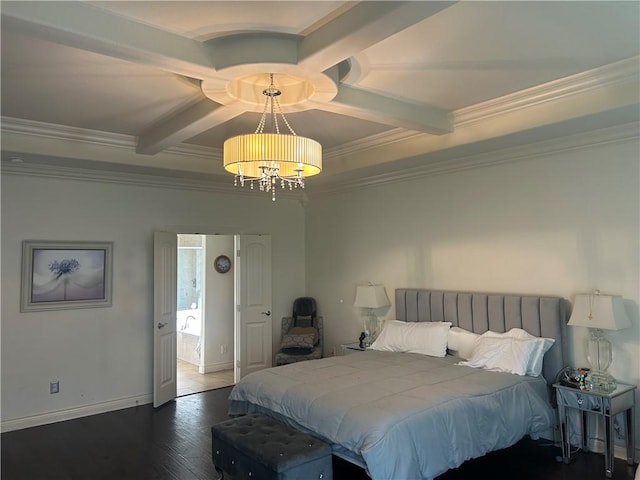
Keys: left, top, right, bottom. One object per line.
{"left": 211, "top": 413, "right": 332, "bottom": 480}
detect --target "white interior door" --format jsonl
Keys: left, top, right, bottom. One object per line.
{"left": 153, "top": 231, "right": 177, "bottom": 408}
{"left": 235, "top": 235, "right": 272, "bottom": 380}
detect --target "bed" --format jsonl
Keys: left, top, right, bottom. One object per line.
{"left": 228, "top": 288, "right": 568, "bottom": 480}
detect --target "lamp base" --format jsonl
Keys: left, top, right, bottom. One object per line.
{"left": 364, "top": 315, "right": 380, "bottom": 346}
{"left": 586, "top": 370, "right": 617, "bottom": 393}
{"left": 585, "top": 329, "right": 617, "bottom": 393}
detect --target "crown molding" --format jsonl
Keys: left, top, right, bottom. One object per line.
{"left": 0, "top": 154, "right": 307, "bottom": 201}
{"left": 2, "top": 58, "right": 638, "bottom": 197}
{"left": 310, "top": 122, "right": 640, "bottom": 197}
{"left": 1, "top": 157, "right": 224, "bottom": 191}
{"left": 455, "top": 56, "right": 639, "bottom": 127}
{"left": 5, "top": 122, "right": 636, "bottom": 201}
{"left": 0, "top": 115, "right": 418, "bottom": 164}
{"left": 1, "top": 117, "right": 224, "bottom": 162}
{"left": 2, "top": 117, "right": 136, "bottom": 150}
{"left": 323, "top": 128, "right": 422, "bottom": 160}
{"left": 3, "top": 57, "right": 637, "bottom": 166}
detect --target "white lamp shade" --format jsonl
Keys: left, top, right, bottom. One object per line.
{"left": 354, "top": 285, "right": 390, "bottom": 309}
{"left": 568, "top": 294, "right": 631, "bottom": 331}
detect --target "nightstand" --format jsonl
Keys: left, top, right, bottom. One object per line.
{"left": 554, "top": 382, "right": 636, "bottom": 478}
{"left": 340, "top": 342, "right": 367, "bottom": 355}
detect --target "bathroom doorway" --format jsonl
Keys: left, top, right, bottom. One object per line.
{"left": 176, "top": 234, "right": 234, "bottom": 396}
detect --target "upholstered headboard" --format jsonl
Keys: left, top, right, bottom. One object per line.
{"left": 395, "top": 289, "right": 569, "bottom": 386}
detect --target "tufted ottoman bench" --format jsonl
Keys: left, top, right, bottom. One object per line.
{"left": 211, "top": 413, "right": 333, "bottom": 480}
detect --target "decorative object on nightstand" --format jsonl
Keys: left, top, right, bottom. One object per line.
{"left": 340, "top": 342, "right": 366, "bottom": 355}
{"left": 353, "top": 284, "right": 390, "bottom": 346}
{"left": 568, "top": 290, "right": 631, "bottom": 393}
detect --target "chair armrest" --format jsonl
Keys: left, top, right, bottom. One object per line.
{"left": 281, "top": 316, "right": 294, "bottom": 337}
{"left": 316, "top": 316, "right": 324, "bottom": 348}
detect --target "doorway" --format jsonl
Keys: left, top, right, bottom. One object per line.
{"left": 176, "top": 234, "right": 234, "bottom": 396}
{"left": 153, "top": 231, "right": 272, "bottom": 408}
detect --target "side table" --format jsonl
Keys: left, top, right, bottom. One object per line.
{"left": 554, "top": 382, "right": 636, "bottom": 478}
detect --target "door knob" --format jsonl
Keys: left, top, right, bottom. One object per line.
{"left": 157, "top": 322, "right": 168, "bottom": 329}
{"left": 261, "top": 310, "right": 271, "bottom": 316}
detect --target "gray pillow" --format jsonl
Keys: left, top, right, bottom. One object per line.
{"left": 288, "top": 326, "right": 319, "bottom": 345}
{"left": 280, "top": 332, "right": 315, "bottom": 354}
{"left": 294, "top": 315, "right": 313, "bottom": 328}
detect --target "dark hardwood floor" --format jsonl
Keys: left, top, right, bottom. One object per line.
{"left": 2, "top": 386, "right": 637, "bottom": 480}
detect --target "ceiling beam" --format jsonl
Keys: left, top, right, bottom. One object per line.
{"left": 316, "top": 85, "right": 453, "bottom": 135}
{"left": 136, "top": 99, "right": 247, "bottom": 155}
{"left": 298, "top": 1, "right": 455, "bottom": 72}
{"left": 0, "top": 1, "right": 215, "bottom": 79}
{"left": 2, "top": 1, "right": 456, "bottom": 153}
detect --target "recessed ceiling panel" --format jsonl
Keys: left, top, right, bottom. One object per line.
{"left": 1, "top": 1, "right": 638, "bottom": 184}
{"left": 357, "top": 1, "right": 640, "bottom": 109}
{"left": 89, "top": 1, "right": 350, "bottom": 39}
{"left": 1, "top": 31, "right": 202, "bottom": 135}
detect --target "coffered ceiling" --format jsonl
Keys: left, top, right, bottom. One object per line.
{"left": 2, "top": 1, "right": 639, "bottom": 196}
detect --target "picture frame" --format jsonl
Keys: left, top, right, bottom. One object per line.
{"left": 20, "top": 240, "right": 113, "bottom": 312}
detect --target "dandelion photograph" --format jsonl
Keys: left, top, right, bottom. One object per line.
{"left": 21, "top": 241, "right": 113, "bottom": 312}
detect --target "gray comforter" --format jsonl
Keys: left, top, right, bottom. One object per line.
{"left": 228, "top": 350, "right": 555, "bottom": 480}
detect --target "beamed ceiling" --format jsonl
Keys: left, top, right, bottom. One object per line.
{"left": 1, "top": 1, "right": 639, "bottom": 197}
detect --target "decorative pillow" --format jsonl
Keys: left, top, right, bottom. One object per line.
{"left": 447, "top": 327, "right": 480, "bottom": 360}
{"left": 288, "top": 326, "right": 319, "bottom": 346}
{"left": 370, "top": 320, "right": 452, "bottom": 357}
{"left": 457, "top": 336, "right": 539, "bottom": 376}
{"left": 481, "top": 328, "right": 555, "bottom": 377}
{"left": 280, "top": 332, "right": 315, "bottom": 354}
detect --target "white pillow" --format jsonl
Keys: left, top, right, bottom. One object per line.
{"left": 458, "top": 336, "right": 539, "bottom": 376}
{"left": 370, "top": 320, "right": 452, "bottom": 357}
{"left": 482, "top": 328, "right": 554, "bottom": 377}
{"left": 447, "top": 327, "right": 480, "bottom": 360}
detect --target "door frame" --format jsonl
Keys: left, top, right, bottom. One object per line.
{"left": 153, "top": 226, "right": 272, "bottom": 407}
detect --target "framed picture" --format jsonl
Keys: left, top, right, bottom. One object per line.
{"left": 20, "top": 240, "right": 113, "bottom": 312}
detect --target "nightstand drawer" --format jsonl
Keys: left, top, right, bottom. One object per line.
{"left": 557, "top": 388, "right": 605, "bottom": 413}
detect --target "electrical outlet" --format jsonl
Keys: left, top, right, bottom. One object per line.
{"left": 50, "top": 381, "right": 59, "bottom": 394}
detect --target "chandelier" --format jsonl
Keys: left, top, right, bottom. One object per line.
{"left": 223, "top": 74, "right": 322, "bottom": 201}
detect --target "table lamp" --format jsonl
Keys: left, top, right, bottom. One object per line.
{"left": 354, "top": 284, "right": 390, "bottom": 346}
{"left": 568, "top": 290, "right": 631, "bottom": 392}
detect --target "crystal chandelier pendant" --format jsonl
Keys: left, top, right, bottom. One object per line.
{"left": 222, "top": 74, "right": 322, "bottom": 201}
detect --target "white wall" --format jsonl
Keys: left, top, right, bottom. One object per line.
{"left": 1, "top": 174, "right": 306, "bottom": 430}
{"left": 2, "top": 128, "right": 638, "bottom": 457}
{"left": 306, "top": 133, "right": 639, "bottom": 455}
{"left": 202, "top": 235, "right": 234, "bottom": 373}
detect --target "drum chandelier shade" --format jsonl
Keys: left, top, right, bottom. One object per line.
{"left": 223, "top": 133, "right": 322, "bottom": 177}
{"left": 222, "top": 74, "right": 322, "bottom": 201}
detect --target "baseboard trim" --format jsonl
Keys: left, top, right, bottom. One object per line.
{"left": 199, "top": 361, "right": 234, "bottom": 374}
{"left": 1, "top": 393, "right": 153, "bottom": 433}
{"left": 545, "top": 424, "right": 638, "bottom": 463}
{"left": 592, "top": 438, "right": 640, "bottom": 464}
